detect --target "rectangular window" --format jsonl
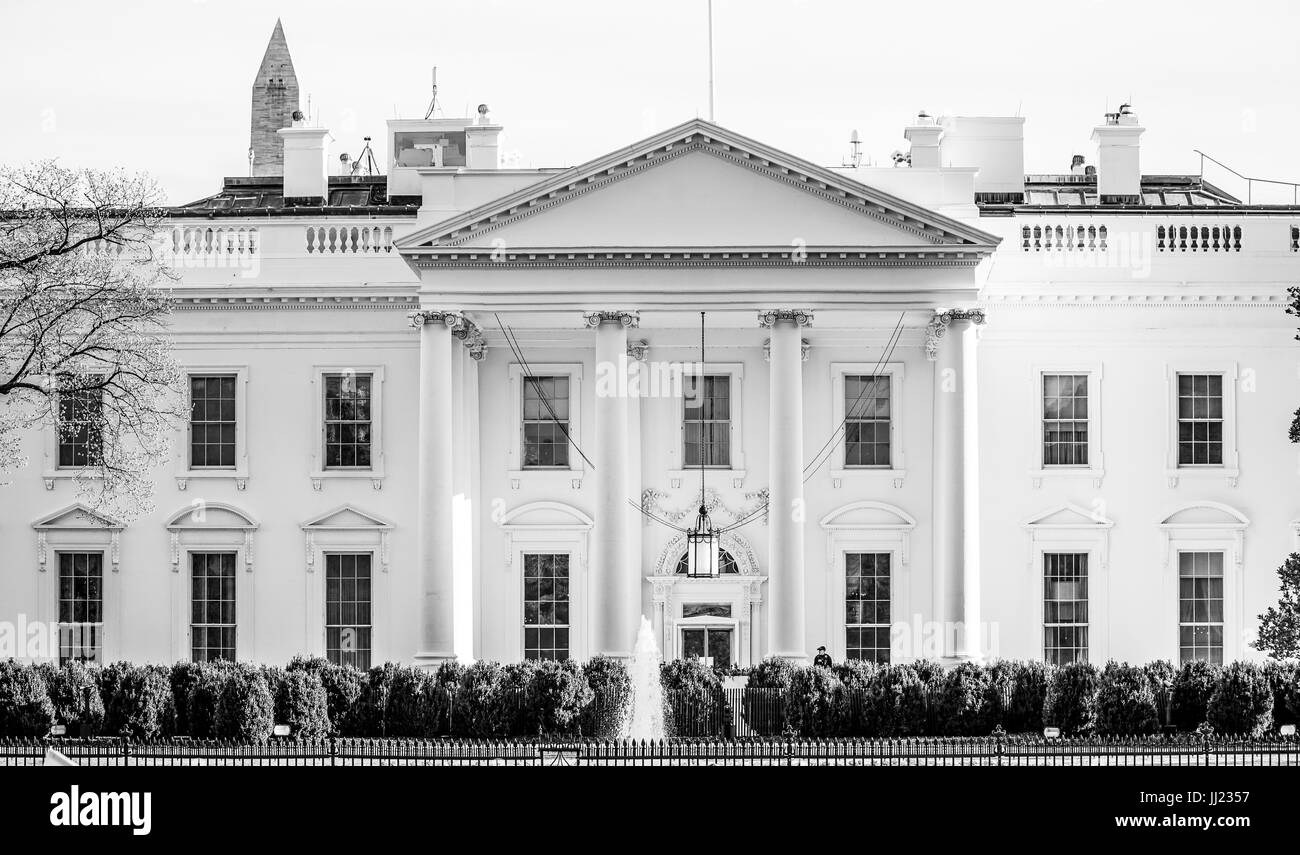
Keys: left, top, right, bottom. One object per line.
{"left": 522, "top": 376, "right": 570, "bottom": 468}
{"left": 845, "top": 552, "right": 890, "bottom": 664}
{"left": 323, "top": 372, "right": 373, "bottom": 469}
{"left": 844, "top": 375, "right": 891, "bottom": 467}
{"left": 523, "top": 553, "right": 569, "bottom": 660}
{"left": 325, "top": 553, "right": 372, "bottom": 670}
{"left": 57, "top": 552, "right": 103, "bottom": 664}
{"left": 1043, "top": 374, "right": 1089, "bottom": 466}
{"left": 1043, "top": 553, "right": 1088, "bottom": 665}
{"left": 1179, "top": 551, "right": 1224, "bottom": 664}
{"left": 57, "top": 386, "right": 102, "bottom": 468}
{"left": 683, "top": 375, "right": 731, "bottom": 467}
{"left": 189, "top": 375, "right": 237, "bottom": 468}
{"left": 191, "top": 552, "right": 236, "bottom": 662}
{"left": 1177, "top": 374, "right": 1223, "bottom": 465}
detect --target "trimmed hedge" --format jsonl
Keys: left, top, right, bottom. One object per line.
{"left": 1095, "top": 662, "right": 1160, "bottom": 735}
{"left": 1171, "top": 660, "right": 1220, "bottom": 731}
{"left": 0, "top": 660, "right": 55, "bottom": 736}
{"left": 1207, "top": 662, "right": 1273, "bottom": 736}
{"left": 3, "top": 655, "right": 1296, "bottom": 739}
{"left": 1043, "top": 662, "right": 1100, "bottom": 735}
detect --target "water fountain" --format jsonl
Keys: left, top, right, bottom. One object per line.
{"left": 621, "top": 615, "right": 666, "bottom": 740}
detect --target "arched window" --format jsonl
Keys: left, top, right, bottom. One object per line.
{"left": 675, "top": 550, "right": 739, "bottom": 575}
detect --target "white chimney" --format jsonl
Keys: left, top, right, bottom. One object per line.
{"left": 278, "top": 117, "right": 334, "bottom": 202}
{"left": 464, "top": 104, "right": 502, "bottom": 169}
{"left": 903, "top": 112, "right": 943, "bottom": 169}
{"left": 1091, "top": 105, "right": 1144, "bottom": 203}
{"left": 938, "top": 116, "right": 1026, "bottom": 199}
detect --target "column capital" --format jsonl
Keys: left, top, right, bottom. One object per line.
{"left": 925, "top": 308, "right": 985, "bottom": 361}
{"left": 758, "top": 309, "right": 814, "bottom": 328}
{"left": 409, "top": 311, "right": 488, "bottom": 360}
{"left": 408, "top": 309, "right": 461, "bottom": 329}
{"left": 627, "top": 339, "right": 650, "bottom": 362}
{"left": 584, "top": 310, "right": 639, "bottom": 329}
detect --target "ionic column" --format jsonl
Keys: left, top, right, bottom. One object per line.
{"left": 410, "top": 309, "right": 458, "bottom": 665}
{"left": 586, "top": 310, "right": 638, "bottom": 658}
{"left": 927, "top": 309, "right": 984, "bottom": 660}
{"left": 760, "top": 309, "right": 813, "bottom": 662}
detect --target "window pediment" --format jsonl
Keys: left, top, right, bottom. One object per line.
{"left": 1022, "top": 502, "right": 1114, "bottom": 529}
{"left": 1158, "top": 502, "right": 1249, "bottom": 529}
{"left": 165, "top": 502, "right": 259, "bottom": 531}
{"left": 32, "top": 503, "right": 123, "bottom": 532}
{"left": 819, "top": 501, "right": 917, "bottom": 531}
{"left": 301, "top": 505, "right": 394, "bottom": 531}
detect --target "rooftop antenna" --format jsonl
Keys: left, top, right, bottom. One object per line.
{"left": 424, "top": 67, "right": 440, "bottom": 120}
{"left": 842, "top": 129, "right": 862, "bottom": 168}
{"left": 351, "top": 137, "right": 380, "bottom": 176}
{"left": 707, "top": 0, "right": 715, "bottom": 121}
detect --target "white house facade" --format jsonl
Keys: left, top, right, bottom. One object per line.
{"left": 2, "top": 25, "right": 1297, "bottom": 671}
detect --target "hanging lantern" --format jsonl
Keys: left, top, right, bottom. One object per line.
{"left": 686, "top": 504, "right": 720, "bottom": 578}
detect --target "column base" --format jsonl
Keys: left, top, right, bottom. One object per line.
{"left": 413, "top": 652, "right": 458, "bottom": 670}
{"left": 768, "top": 652, "right": 809, "bottom": 665}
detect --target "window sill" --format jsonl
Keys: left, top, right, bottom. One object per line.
{"left": 310, "top": 470, "right": 386, "bottom": 491}
{"left": 40, "top": 469, "right": 102, "bottom": 490}
{"left": 176, "top": 470, "right": 251, "bottom": 491}
{"left": 668, "top": 469, "right": 747, "bottom": 489}
{"left": 829, "top": 468, "right": 907, "bottom": 489}
{"left": 508, "top": 469, "right": 584, "bottom": 491}
{"left": 1165, "top": 467, "right": 1239, "bottom": 488}
{"left": 1030, "top": 467, "right": 1105, "bottom": 488}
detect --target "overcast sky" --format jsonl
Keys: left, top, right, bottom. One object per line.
{"left": 2, "top": 0, "right": 1297, "bottom": 204}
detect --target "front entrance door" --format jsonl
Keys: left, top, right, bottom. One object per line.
{"left": 681, "top": 627, "right": 732, "bottom": 668}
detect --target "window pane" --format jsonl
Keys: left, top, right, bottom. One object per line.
{"left": 522, "top": 376, "right": 570, "bottom": 469}
{"left": 683, "top": 375, "right": 732, "bottom": 467}
{"left": 191, "top": 552, "right": 237, "bottom": 662}
{"left": 323, "top": 373, "right": 374, "bottom": 470}
{"left": 522, "top": 553, "right": 569, "bottom": 660}
{"left": 844, "top": 375, "right": 890, "bottom": 468}
{"left": 325, "top": 553, "right": 372, "bottom": 669}
{"left": 1178, "top": 551, "right": 1225, "bottom": 664}
{"left": 845, "top": 552, "right": 891, "bottom": 664}
{"left": 1043, "top": 553, "right": 1088, "bottom": 665}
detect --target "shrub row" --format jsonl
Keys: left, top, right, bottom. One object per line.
{"left": 667, "top": 658, "right": 1300, "bottom": 738}
{"left": 0, "top": 656, "right": 624, "bottom": 740}
{"left": 2, "top": 656, "right": 1296, "bottom": 739}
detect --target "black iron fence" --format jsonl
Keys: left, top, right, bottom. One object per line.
{"left": 4, "top": 733, "right": 1297, "bottom": 767}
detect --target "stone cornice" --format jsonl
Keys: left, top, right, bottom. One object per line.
{"left": 404, "top": 246, "right": 987, "bottom": 270}
{"left": 982, "top": 293, "right": 1290, "bottom": 308}
{"left": 173, "top": 294, "right": 417, "bottom": 311}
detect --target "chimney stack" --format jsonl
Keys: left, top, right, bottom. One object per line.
{"left": 1091, "top": 104, "right": 1144, "bottom": 203}
{"left": 278, "top": 113, "right": 333, "bottom": 203}
{"left": 903, "top": 111, "right": 943, "bottom": 169}
{"left": 938, "top": 116, "right": 1026, "bottom": 200}
{"left": 464, "top": 104, "right": 502, "bottom": 169}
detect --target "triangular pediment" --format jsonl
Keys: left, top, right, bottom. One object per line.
{"left": 398, "top": 119, "right": 1000, "bottom": 259}
{"left": 1023, "top": 503, "right": 1114, "bottom": 528}
{"left": 301, "top": 505, "right": 393, "bottom": 530}
{"left": 32, "top": 503, "right": 123, "bottom": 531}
